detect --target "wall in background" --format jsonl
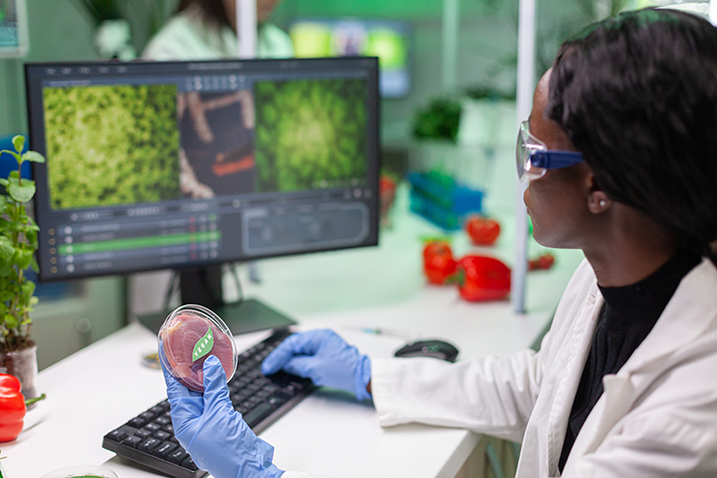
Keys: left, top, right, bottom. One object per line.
{"left": 1, "top": 0, "right": 521, "bottom": 140}
{"left": 0, "top": 0, "right": 97, "bottom": 138}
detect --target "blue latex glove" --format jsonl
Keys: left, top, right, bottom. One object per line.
{"left": 162, "top": 355, "right": 284, "bottom": 478}
{"left": 261, "top": 329, "right": 372, "bottom": 401}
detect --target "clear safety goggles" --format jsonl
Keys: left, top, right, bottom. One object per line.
{"left": 516, "top": 120, "right": 584, "bottom": 182}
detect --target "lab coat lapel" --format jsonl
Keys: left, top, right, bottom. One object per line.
{"left": 543, "top": 286, "right": 603, "bottom": 477}
{"left": 562, "top": 259, "right": 717, "bottom": 474}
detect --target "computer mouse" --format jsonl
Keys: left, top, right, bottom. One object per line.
{"left": 394, "top": 339, "right": 459, "bottom": 362}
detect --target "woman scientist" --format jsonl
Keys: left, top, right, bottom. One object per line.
{"left": 142, "top": 0, "right": 293, "bottom": 60}
{"left": 162, "top": 8, "right": 717, "bottom": 478}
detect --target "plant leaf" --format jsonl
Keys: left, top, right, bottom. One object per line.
{"left": 12, "top": 135, "right": 25, "bottom": 153}
{"left": 0, "top": 236, "right": 14, "bottom": 263}
{"left": 21, "top": 281, "right": 36, "bottom": 302}
{"left": 8, "top": 181, "right": 35, "bottom": 203}
{"left": 4, "top": 314, "right": 19, "bottom": 329}
{"left": 16, "top": 248, "right": 34, "bottom": 270}
{"left": 22, "top": 151, "right": 46, "bottom": 164}
{"left": 0, "top": 291, "right": 13, "bottom": 302}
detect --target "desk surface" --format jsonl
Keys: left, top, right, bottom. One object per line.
{"left": 5, "top": 189, "right": 585, "bottom": 478}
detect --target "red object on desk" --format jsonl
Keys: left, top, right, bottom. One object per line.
{"left": 465, "top": 216, "right": 501, "bottom": 246}
{"left": 0, "top": 374, "right": 26, "bottom": 442}
{"left": 452, "top": 255, "right": 511, "bottom": 301}
{"left": 529, "top": 253, "right": 556, "bottom": 271}
{"left": 422, "top": 241, "right": 457, "bottom": 285}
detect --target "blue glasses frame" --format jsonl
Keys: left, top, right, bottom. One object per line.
{"left": 517, "top": 120, "right": 584, "bottom": 182}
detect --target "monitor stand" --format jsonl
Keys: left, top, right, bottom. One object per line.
{"left": 137, "top": 264, "right": 296, "bottom": 336}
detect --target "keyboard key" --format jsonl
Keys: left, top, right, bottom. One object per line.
{"left": 122, "top": 435, "right": 143, "bottom": 448}
{"left": 106, "top": 428, "right": 127, "bottom": 442}
{"left": 144, "top": 422, "right": 161, "bottom": 433}
{"left": 135, "top": 428, "right": 152, "bottom": 439}
{"left": 167, "top": 448, "right": 188, "bottom": 464}
{"left": 138, "top": 437, "right": 161, "bottom": 453}
{"left": 139, "top": 411, "right": 156, "bottom": 421}
{"left": 151, "top": 441, "right": 177, "bottom": 458}
{"left": 154, "top": 416, "right": 171, "bottom": 426}
{"left": 154, "top": 430, "right": 171, "bottom": 441}
{"left": 182, "top": 456, "right": 198, "bottom": 471}
{"left": 128, "top": 417, "right": 147, "bottom": 428}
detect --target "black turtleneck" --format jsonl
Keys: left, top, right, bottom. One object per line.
{"left": 558, "top": 249, "right": 701, "bottom": 472}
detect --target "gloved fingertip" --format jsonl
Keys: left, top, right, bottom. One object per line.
{"left": 260, "top": 356, "right": 278, "bottom": 375}
{"left": 203, "top": 355, "right": 227, "bottom": 384}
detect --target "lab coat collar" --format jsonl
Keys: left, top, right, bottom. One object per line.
{"left": 562, "top": 258, "right": 717, "bottom": 474}
{"left": 617, "top": 258, "right": 717, "bottom": 374}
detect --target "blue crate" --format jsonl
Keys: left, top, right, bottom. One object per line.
{"left": 407, "top": 171, "right": 484, "bottom": 230}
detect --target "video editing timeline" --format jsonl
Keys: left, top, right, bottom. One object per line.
{"left": 26, "top": 59, "right": 380, "bottom": 281}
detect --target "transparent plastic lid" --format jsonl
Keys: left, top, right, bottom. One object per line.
{"left": 158, "top": 304, "right": 237, "bottom": 392}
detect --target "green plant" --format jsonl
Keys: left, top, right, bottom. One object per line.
{"left": 412, "top": 98, "right": 462, "bottom": 143}
{"left": 0, "top": 136, "right": 46, "bottom": 353}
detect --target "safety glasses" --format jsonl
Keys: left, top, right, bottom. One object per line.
{"left": 516, "top": 120, "right": 584, "bottom": 182}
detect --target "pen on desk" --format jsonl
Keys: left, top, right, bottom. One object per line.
{"left": 345, "top": 326, "right": 417, "bottom": 340}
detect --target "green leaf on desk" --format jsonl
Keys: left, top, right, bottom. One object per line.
{"left": 193, "top": 326, "right": 214, "bottom": 362}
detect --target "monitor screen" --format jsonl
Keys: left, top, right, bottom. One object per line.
{"left": 26, "top": 58, "right": 380, "bottom": 283}
{"left": 289, "top": 19, "right": 410, "bottom": 98}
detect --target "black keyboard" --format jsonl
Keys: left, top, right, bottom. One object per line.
{"left": 103, "top": 328, "right": 314, "bottom": 478}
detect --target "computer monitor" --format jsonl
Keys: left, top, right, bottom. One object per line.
{"left": 289, "top": 19, "right": 411, "bottom": 98}
{"left": 25, "top": 57, "right": 380, "bottom": 333}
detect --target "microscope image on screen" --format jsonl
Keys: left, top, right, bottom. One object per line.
{"left": 253, "top": 78, "right": 368, "bottom": 194}
{"left": 43, "top": 84, "right": 181, "bottom": 210}
{"left": 178, "top": 89, "right": 256, "bottom": 199}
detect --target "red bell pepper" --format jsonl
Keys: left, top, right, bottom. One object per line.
{"left": 453, "top": 255, "right": 511, "bottom": 301}
{"left": 422, "top": 241, "right": 457, "bottom": 285}
{"left": 0, "top": 373, "right": 46, "bottom": 442}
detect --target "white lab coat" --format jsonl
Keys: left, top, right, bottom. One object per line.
{"left": 284, "top": 258, "right": 717, "bottom": 478}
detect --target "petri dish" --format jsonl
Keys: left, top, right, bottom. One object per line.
{"left": 40, "top": 466, "right": 118, "bottom": 478}
{"left": 158, "top": 304, "right": 237, "bottom": 392}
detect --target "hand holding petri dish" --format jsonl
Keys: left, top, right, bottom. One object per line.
{"left": 158, "top": 304, "right": 237, "bottom": 392}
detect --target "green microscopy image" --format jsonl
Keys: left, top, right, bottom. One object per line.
{"left": 254, "top": 78, "right": 367, "bottom": 192}
{"left": 43, "top": 84, "right": 180, "bottom": 210}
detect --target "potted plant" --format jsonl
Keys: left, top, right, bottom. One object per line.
{"left": 0, "top": 135, "right": 45, "bottom": 403}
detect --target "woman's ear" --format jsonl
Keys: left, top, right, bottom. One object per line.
{"left": 586, "top": 172, "right": 612, "bottom": 214}
{"left": 588, "top": 191, "right": 612, "bottom": 214}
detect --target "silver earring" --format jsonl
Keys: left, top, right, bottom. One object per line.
{"left": 599, "top": 199, "right": 606, "bottom": 207}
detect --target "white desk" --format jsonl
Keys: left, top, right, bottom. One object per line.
{"left": 4, "top": 190, "right": 585, "bottom": 478}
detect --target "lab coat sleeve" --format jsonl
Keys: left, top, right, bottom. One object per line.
{"left": 371, "top": 346, "right": 545, "bottom": 443}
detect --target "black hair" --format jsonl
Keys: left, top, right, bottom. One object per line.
{"left": 546, "top": 8, "right": 717, "bottom": 261}
{"left": 177, "top": 0, "right": 231, "bottom": 29}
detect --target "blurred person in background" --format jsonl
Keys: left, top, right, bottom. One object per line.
{"left": 142, "top": 0, "right": 293, "bottom": 60}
